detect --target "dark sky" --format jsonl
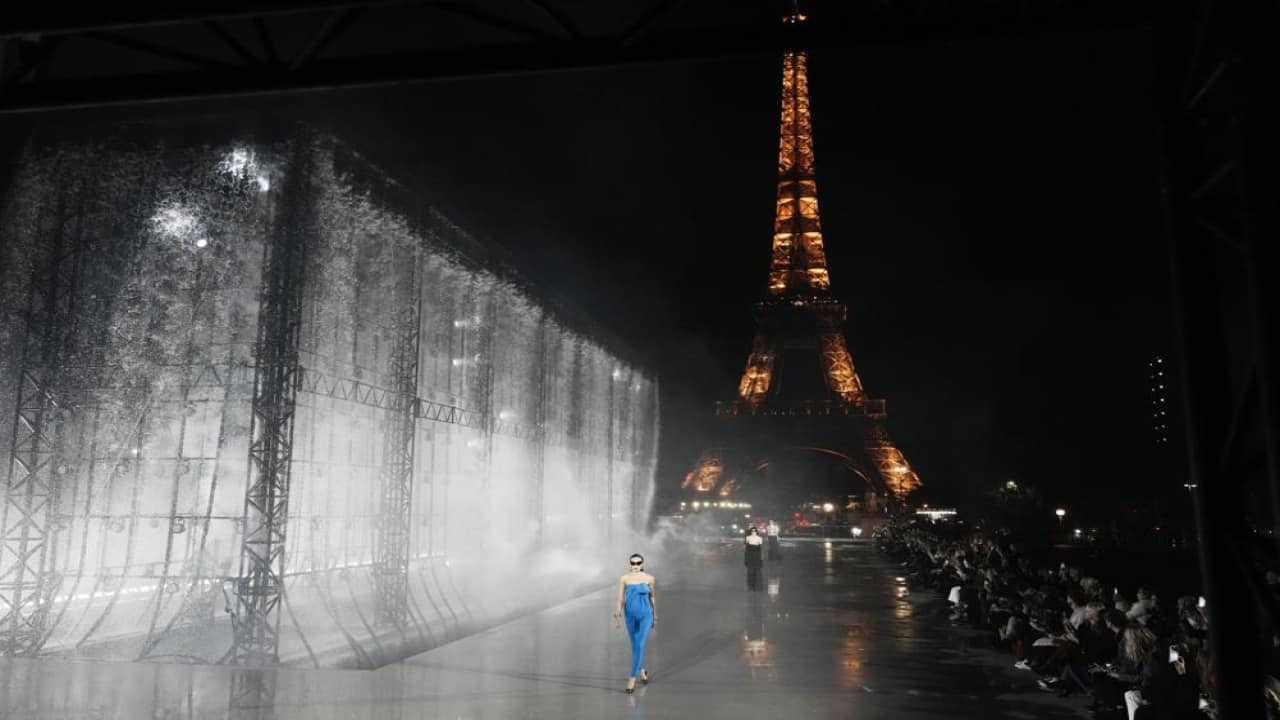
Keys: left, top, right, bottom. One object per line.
{"left": 314, "top": 27, "right": 1170, "bottom": 509}
{"left": 2, "top": 23, "right": 1173, "bottom": 510}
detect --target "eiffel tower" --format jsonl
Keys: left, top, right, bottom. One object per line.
{"left": 685, "top": 11, "right": 922, "bottom": 508}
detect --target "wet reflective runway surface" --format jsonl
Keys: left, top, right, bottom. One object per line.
{"left": 1, "top": 541, "right": 1087, "bottom": 719}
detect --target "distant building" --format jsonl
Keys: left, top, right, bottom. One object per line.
{"left": 1149, "top": 355, "right": 1171, "bottom": 446}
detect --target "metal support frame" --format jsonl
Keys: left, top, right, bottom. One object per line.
{"left": 373, "top": 250, "right": 420, "bottom": 626}
{"left": 531, "top": 315, "right": 550, "bottom": 547}
{"left": 231, "top": 140, "right": 310, "bottom": 666}
{"left": 0, "top": 192, "right": 80, "bottom": 656}
{"left": 475, "top": 281, "right": 497, "bottom": 495}
{"left": 630, "top": 373, "right": 643, "bottom": 533}
{"left": 606, "top": 363, "right": 615, "bottom": 546}
{"left": 0, "top": 2, "right": 1154, "bottom": 114}
{"left": 1157, "top": 0, "right": 1278, "bottom": 717}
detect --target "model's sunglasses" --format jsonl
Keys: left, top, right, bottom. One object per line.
{"left": 629, "top": 561, "right": 643, "bottom": 566}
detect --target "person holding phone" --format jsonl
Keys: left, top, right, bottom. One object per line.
{"left": 1125, "top": 643, "right": 1201, "bottom": 720}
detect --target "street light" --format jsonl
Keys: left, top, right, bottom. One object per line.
{"left": 1055, "top": 508, "right": 1066, "bottom": 526}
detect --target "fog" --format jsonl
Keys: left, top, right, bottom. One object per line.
{"left": 0, "top": 129, "right": 659, "bottom": 667}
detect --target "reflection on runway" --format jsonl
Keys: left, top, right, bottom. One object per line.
{"left": 1, "top": 542, "right": 1088, "bottom": 720}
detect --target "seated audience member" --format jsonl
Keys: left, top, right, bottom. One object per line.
{"left": 1130, "top": 642, "right": 1202, "bottom": 720}
{"left": 1080, "top": 576, "right": 1103, "bottom": 601}
{"left": 1048, "top": 602, "right": 1119, "bottom": 696}
{"left": 1175, "top": 596, "right": 1208, "bottom": 642}
{"left": 1090, "top": 623, "right": 1158, "bottom": 712}
{"left": 1066, "top": 591, "right": 1088, "bottom": 631}
{"left": 1127, "top": 586, "right": 1160, "bottom": 626}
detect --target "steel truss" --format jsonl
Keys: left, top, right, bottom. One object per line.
{"left": 531, "top": 316, "right": 551, "bottom": 547}
{"left": 373, "top": 251, "right": 420, "bottom": 626}
{"left": 231, "top": 141, "right": 310, "bottom": 667}
{"left": 1157, "top": 1, "right": 1278, "bottom": 718}
{"left": 0, "top": 191, "right": 81, "bottom": 656}
{"left": 0, "top": 1, "right": 1152, "bottom": 114}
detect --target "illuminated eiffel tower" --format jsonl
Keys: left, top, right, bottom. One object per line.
{"left": 684, "top": 10, "right": 922, "bottom": 506}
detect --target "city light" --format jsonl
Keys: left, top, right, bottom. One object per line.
{"left": 821, "top": 502, "right": 835, "bottom": 513}
{"left": 851, "top": 527, "right": 863, "bottom": 537}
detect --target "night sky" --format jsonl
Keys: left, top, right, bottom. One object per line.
{"left": 1, "top": 24, "right": 1174, "bottom": 511}
{"left": 321, "top": 27, "right": 1171, "bottom": 510}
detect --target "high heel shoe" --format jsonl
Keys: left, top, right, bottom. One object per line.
{"left": 624, "top": 679, "right": 636, "bottom": 694}
{"left": 639, "top": 669, "right": 649, "bottom": 685}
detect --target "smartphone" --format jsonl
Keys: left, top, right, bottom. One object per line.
{"left": 1168, "top": 646, "right": 1180, "bottom": 663}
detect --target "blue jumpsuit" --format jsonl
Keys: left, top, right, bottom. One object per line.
{"left": 623, "top": 582, "right": 653, "bottom": 678}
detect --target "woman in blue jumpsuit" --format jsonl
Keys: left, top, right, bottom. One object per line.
{"left": 613, "top": 553, "right": 656, "bottom": 693}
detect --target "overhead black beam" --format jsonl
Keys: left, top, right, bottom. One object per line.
{"left": 0, "top": 0, "right": 430, "bottom": 39}
{"left": 0, "top": 8, "right": 1154, "bottom": 114}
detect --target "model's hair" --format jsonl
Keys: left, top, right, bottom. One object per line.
{"left": 629, "top": 553, "right": 644, "bottom": 564}
{"left": 748, "top": 526, "right": 758, "bottom": 533}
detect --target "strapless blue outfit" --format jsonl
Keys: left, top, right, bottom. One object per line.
{"left": 623, "top": 582, "right": 653, "bottom": 678}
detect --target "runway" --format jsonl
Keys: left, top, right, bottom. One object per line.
{"left": 0, "top": 541, "right": 1088, "bottom": 719}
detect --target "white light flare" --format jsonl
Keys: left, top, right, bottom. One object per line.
{"left": 218, "top": 147, "right": 272, "bottom": 193}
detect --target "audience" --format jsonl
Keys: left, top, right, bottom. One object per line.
{"left": 875, "top": 520, "right": 1279, "bottom": 720}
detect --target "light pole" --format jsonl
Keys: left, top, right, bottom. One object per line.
{"left": 1055, "top": 508, "right": 1066, "bottom": 527}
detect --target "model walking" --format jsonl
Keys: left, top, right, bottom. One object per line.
{"left": 613, "top": 553, "right": 656, "bottom": 694}
{"left": 766, "top": 519, "right": 782, "bottom": 561}
{"left": 744, "top": 526, "right": 764, "bottom": 590}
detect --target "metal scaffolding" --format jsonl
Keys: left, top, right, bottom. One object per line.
{"left": 0, "top": 183, "right": 80, "bottom": 656}
{"left": 0, "top": 1, "right": 1150, "bottom": 115}
{"left": 231, "top": 141, "right": 310, "bottom": 666}
{"left": 1157, "top": 1, "right": 1278, "bottom": 718}
{"left": 0, "top": 133, "right": 659, "bottom": 674}
{"left": 373, "top": 251, "right": 420, "bottom": 627}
